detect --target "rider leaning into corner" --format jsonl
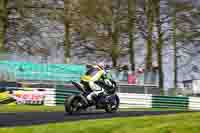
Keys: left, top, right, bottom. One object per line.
{"left": 80, "top": 62, "right": 114, "bottom": 104}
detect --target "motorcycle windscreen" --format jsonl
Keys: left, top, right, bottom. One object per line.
{"left": 85, "top": 68, "right": 99, "bottom": 76}
{"left": 81, "top": 68, "right": 102, "bottom": 82}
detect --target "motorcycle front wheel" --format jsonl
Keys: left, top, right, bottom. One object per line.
{"left": 64, "top": 95, "right": 84, "bottom": 114}
{"left": 105, "top": 94, "right": 120, "bottom": 113}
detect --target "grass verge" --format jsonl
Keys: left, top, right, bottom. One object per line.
{"left": 0, "top": 112, "right": 200, "bottom": 133}
{"left": 0, "top": 105, "right": 186, "bottom": 113}
{"left": 0, "top": 105, "right": 64, "bottom": 112}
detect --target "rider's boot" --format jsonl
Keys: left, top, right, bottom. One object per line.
{"left": 86, "top": 92, "right": 96, "bottom": 105}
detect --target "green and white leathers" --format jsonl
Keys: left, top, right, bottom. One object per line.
{"left": 81, "top": 64, "right": 112, "bottom": 101}
{"left": 81, "top": 65, "right": 105, "bottom": 82}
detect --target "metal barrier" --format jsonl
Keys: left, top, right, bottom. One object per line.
{"left": 1, "top": 83, "right": 200, "bottom": 110}
{"left": 43, "top": 88, "right": 200, "bottom": 110}
{"left": 118, "top": 83, "right": 160, "bottom": 95}
{"left": 118, "top": 93, "right": 152, "bottom": 108}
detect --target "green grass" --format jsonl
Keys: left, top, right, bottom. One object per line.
{"left": 0, "top": 112, "right": 200, "bottom": 133}
{"left": 119, "top": 108, "right": 186, "bottom": 111}
{"left": 0, "top": 105, "right": 65, "bottom": 113}
{"left": 0, "top": 105, "right": 186, "bottom": 113}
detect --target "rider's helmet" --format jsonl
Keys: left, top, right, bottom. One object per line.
{"left": 97, "top": 62, "right": 105, "bottom": 70}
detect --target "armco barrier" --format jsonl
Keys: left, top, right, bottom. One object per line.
{"left": 2, "top": 84, "right": 200, "bottom": 110}
{"left": 118, "top": 93, "right": 152, "bottom": 108}
{"left": 43, "top": 89, "right": 200, "bottom": 110}
{"left": 152, "top": 96, "right": 189, "bottom": 109}
{"left": 44, "top": 88, "right": 79, "bottom": 106}
{"left": 42, "top": 88, "right": 200, "bottom": 110}
{"left": 189, "top": 97, "right": 200, "bottom": 110}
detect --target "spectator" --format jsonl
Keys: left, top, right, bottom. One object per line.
{"left": 127, "top": 64, "right": 137, "bottom": 84}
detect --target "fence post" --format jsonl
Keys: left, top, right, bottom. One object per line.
{"left": 144, "top": 86, "right": 148, "bottom": 94}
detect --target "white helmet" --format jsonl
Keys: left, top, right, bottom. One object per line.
{"left": 97, "top": 62, "right": 105, "bottom": 70}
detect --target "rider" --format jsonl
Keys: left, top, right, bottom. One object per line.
{"left": 81, "top": 62, "right": 113, "bottom": 103}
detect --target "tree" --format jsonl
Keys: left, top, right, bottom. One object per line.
{"left": 127, "top": 0, "right": 136, "bottom": 71}
{"left": 64, "top": 0, "right": 71, "bottom": 63}
{"left": 71, "top": 0, "right": 123, "bottom": 67}
{"left": 168, "top": 0, "right": 192, "bottom": 89}
{"left": 0, "top": 0, "right": 8, "bottom": 51}
{"left": 145, "top": 0, "right": 154, "bottom": 71}
{"left": 110, "top": 0, "right": 121, "bottom": 67}
{"left": 172, "top": 2, "right": 177, "bottom": 89}
{"left": 154, "top": 0, "right": 164, "bottom": 89}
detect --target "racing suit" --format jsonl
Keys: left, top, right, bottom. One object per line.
{"left": 81, "top": 65, "right": 112, "bottom": 102}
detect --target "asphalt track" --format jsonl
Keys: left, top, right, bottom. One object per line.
{"left": 0, "top": 110, "right": 192, "bottom": 127}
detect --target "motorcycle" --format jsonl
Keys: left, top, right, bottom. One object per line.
{"left": 64, "top": 78, "right": 120, "bottom": 114}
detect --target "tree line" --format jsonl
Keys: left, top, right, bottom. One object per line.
{"left": 1, "top": 0, "right": 200, "bottom": 89}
